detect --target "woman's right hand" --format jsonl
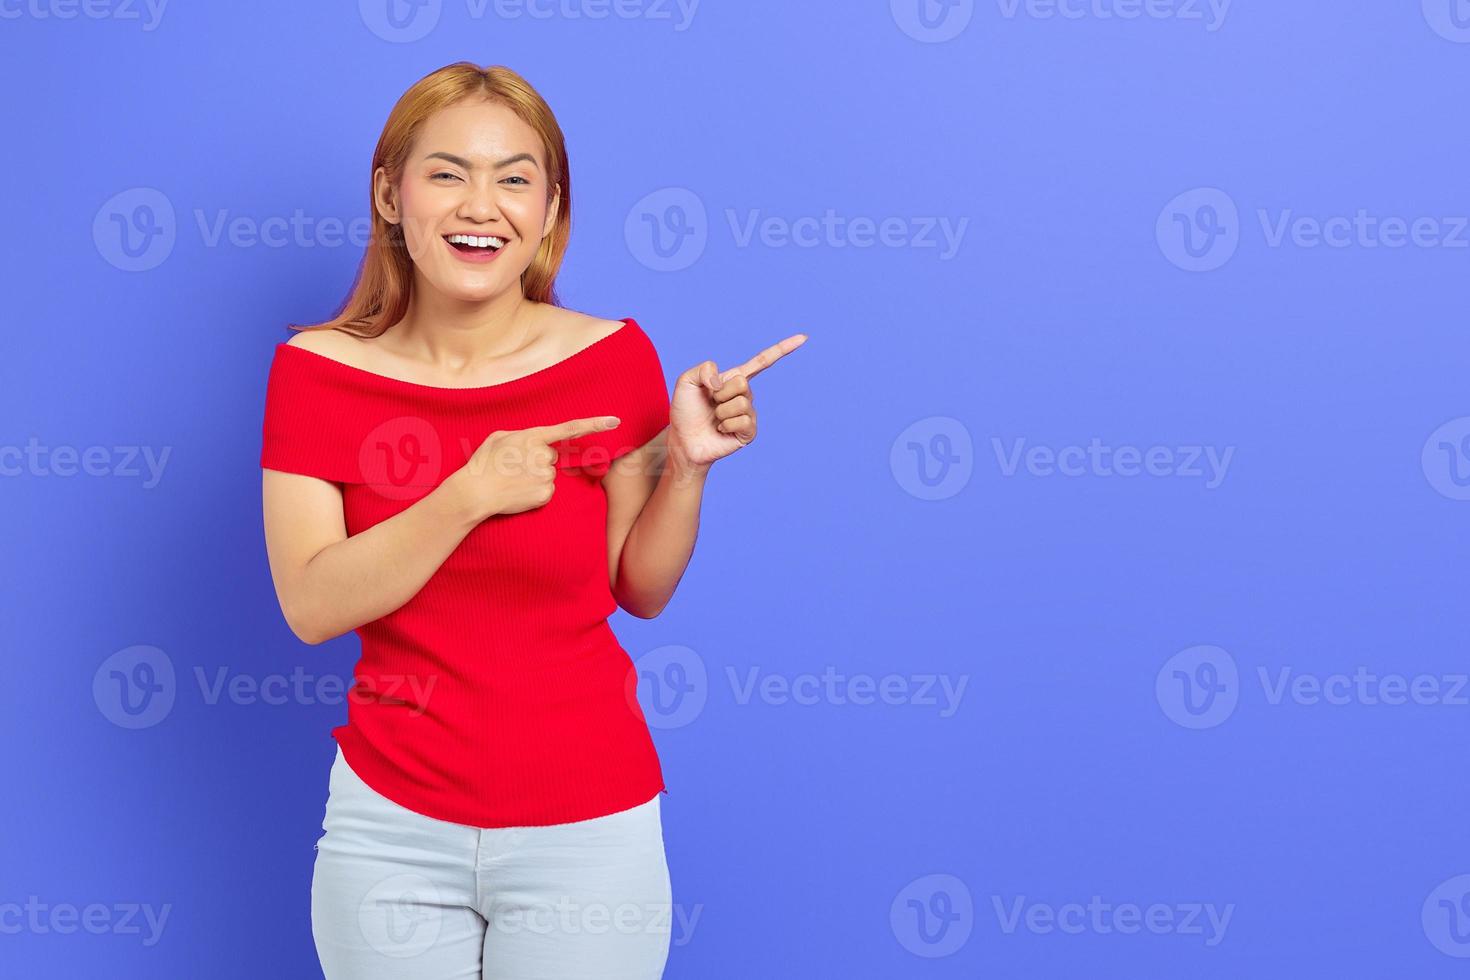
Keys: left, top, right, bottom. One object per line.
{"left": 451, "top": 415, "right": 622, "bottom": 519}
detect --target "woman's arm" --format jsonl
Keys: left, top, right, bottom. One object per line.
{"left": 604, "top": 330, "right": 806, "bottom": 618}
{"left": 263, "top": 414, "right": 617, "bottom": 644}
{"left": 599, "top": 333, "right": 805, "bottom": 617}
{"left": 262, "top": 468, "right": 486, "bottom": 644}
{"left": 604, "top": 432, "right": 709, "bottom": 619}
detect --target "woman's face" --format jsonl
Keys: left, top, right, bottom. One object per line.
{"left": 375, "top": 99, "right": 559, "bottom": 304}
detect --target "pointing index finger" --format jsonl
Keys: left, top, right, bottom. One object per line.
{"left": 531, "top": 415, "right": 621, "bottom": 444}
{"left": 726, "top": 333, "right": 808, "bottom": 382}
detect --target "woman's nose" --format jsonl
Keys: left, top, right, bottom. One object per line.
{"left": 458, "top": 182, "right": 503, "bottom": 221}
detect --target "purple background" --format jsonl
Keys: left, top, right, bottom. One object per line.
{"left": 5, "top": 0, "right": 1469, "bottom": 976}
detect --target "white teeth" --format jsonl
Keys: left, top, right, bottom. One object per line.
{"left": 446, "top": 234, "right": 504, "bottom": 249}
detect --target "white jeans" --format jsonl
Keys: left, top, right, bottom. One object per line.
{"left": 310, "top": 746, "right": 672, "bottom": 979}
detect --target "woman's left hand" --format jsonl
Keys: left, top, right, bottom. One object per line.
{"left": 667, "top": 332, "right": 807, "bottom": 470}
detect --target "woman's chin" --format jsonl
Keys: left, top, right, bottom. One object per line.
{"left": 422, "top": 272, "right": 517, "bottom": 303}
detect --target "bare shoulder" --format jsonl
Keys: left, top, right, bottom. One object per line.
{"left": 540, "top": 306, "right": 631, "bottom": 346}
{"left": 279, "top": 310, "right": 629, "bottom": 371}
{"left": 282, "top": 327, "right": 374, "bottom": 368}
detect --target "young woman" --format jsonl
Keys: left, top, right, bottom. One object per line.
{"left": 259, "top": 62, "right": 804, "bottom": 979}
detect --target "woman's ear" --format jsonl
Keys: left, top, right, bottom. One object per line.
{"left": 542, "top": 184, "right": 561, "bottom": 238}
{"left": 372, "top": 166, "right": 400, "bottom": 226}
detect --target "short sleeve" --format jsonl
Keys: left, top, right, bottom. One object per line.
{"left": 606, "top": 323, "right": 669, "bottom": 462}
{"left": 550, "top": 320, "right": 670, "bottom": 475}
{"left": 259, "top": 344, "right": 362, "bottom": 483}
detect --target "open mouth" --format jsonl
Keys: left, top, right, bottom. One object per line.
{"left": 443, "top": 233, "right": 507, "bottom": 256}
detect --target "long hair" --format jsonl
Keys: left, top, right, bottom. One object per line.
{"left": 292, "top": 63, "right": 571, "bottom": 338}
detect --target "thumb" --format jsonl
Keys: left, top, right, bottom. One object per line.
{"left": 700, "top": 360, "right": 723, "bottom": 392}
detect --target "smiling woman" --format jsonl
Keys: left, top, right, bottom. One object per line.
{"left": 259, "top": 63, "right": 677, "bottom": 980}
{"left": 288, "top": 67, "right": 574, "bottom": 340}
{"left": 259, "top": 60, "right": 803, "bottom": 980}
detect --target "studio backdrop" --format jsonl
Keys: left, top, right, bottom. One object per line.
{"left": 5, "top": 1, "right": 1469, "bottom": 977}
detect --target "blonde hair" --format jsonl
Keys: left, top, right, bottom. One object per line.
{"left": 293, "top": 62, "right": 571, "bottom": 338}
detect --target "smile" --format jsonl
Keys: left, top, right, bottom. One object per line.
{"left": 443, "top": 233, "right": 507, "bottom": 263}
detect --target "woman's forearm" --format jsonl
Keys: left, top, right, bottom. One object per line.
{"left": 614, "top": 459, "right": 710, "bottom": 618}
{"left": 288, "top": 471, "right": 486, "bottom": 644}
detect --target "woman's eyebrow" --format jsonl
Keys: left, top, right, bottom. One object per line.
{"left": 424, "top": 151, "right": 540, "bottom": 171}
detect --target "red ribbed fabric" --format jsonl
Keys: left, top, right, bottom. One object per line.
{"left": 259, "top": 316, "right": 669, "bottom": 827}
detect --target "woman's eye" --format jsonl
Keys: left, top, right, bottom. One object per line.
{"left": 502, "top": 176, "right": 529, "bottom": 186}
{"left": 431, "top": 172, "right": 461, "bottom": 182}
